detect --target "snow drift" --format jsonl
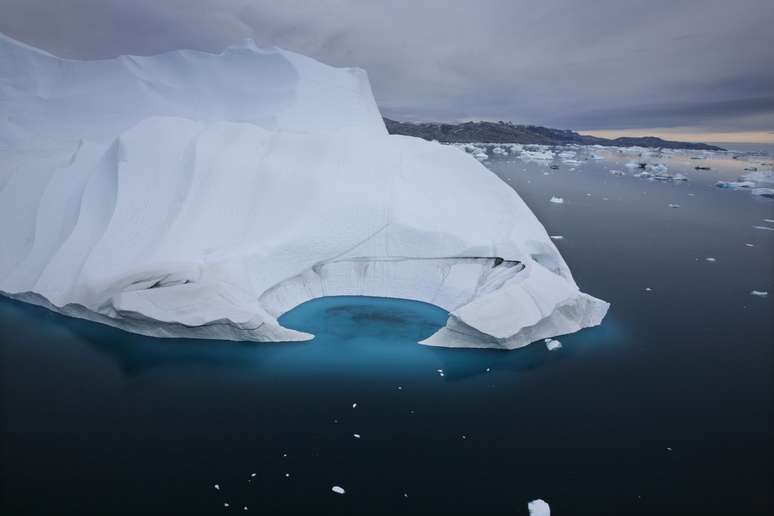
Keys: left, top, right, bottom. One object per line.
{"left": 0, "top": 34, "right": 608, "bottom": 349}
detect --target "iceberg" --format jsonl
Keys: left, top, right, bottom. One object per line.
{"left": 0, "top": 34, "right": 608, "bottom": 349}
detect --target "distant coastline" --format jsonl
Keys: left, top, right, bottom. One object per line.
{"left": 383, "top": 118, "right": 725, "bottom": 151}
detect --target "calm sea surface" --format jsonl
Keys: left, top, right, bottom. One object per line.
{"left": 2, "top": 146, "right": 772, "bottom": 515}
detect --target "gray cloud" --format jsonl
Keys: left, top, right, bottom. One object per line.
{"left": 1, "top": 0, "right": 773, "bottom": 131}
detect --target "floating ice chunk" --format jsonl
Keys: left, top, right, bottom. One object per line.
{"left": 544, "top": 338, "right": 562, "bottom": 351}
{"left": 214, "top": 484, "right": 220, "bottom": 490}
{"left": 646, "top": 163, "right": 668, "bottom": 173}
{"left": 765, "top": 219, "right": 774, "bottom": 223}
{"left": 352, "top": 403, "right": 357, "bottom": 409}
{"left": 609, "top": 170, "right": 625, "bottom": 176}
{"left": 753, "top": 225, "right": 774, "bottom": 231}
{"left": 705, "top": 257, "right": 716, "bottom": 262}
{"left": 0, "top": 34, "right": 608, "bottom": 351}
{"left": 645, "top": 287, "right": 653, "bottom": 292}
{"left": 715, "top": 180, "right": 755, "bottom": 190}
{"left": 528, "top": 499, "right": 551, "bottom": 516}
{"left": 550, "top": 235, "right": 564, "bottom": 240}
{"left": 750, "top": 290, "right": 768, "bottom": 297}
{"left": 332, "top": 486, "right": 346, "bottom": 494}
{"left": 745, "top": 243, "right": 755, "bottom": 247}
{"left": 668, "top": 204, "right": 680, "bottom": 208}
{"left": 550, "top": 196, "right": 564, "bottom": 204}
{"left": 353, "top": 434, "right": 360, "bottom": 438}
{"left": 751, "top": 188, "right": 774, "bottom": 198}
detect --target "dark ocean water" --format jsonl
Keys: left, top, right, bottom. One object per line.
{"left": 1, "top": 147, "right": 773, "bottom": 515}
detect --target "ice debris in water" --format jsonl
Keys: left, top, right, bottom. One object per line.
{"left": 705, "top": 257, "right": 716, "bottom": 262}
{"left": 544, "top": 338, "right": 562, "bottom": 351}
{"left": 550, "top": 196, "right": 564, "bottom": 204}
{"left": 550, "top": 235, "right": 564, "bottom": 240}
{"left": 750, "top": 290, "right": 768, "bottom": 297}
{"left": 528, "top": 499, "right": 551, "bottom": 516}
{"left": 332, "top": 486, "right": 346, "bottom": 494}
{"left": 668, "top": 204, "right": 681, "bottom": 208}
{"left": 715, "top": 181, "right": 756, "bottom": 190}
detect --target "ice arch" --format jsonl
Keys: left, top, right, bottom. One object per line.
{"left": 0, "top": 33, "right": 608, "bottom": 349}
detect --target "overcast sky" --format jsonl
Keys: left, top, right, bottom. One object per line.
{"left": 1, "top": 0, "right": 773, "bottom": 134}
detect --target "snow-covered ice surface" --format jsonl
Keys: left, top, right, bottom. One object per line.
{"left": 0, "top": 34, "right": 608, "bottom": 349}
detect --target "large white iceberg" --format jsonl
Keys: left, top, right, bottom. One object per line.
{"left": 0, "top": 34, "right": 608, "bottom": 349}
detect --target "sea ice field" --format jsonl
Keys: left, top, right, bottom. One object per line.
{"left": 1, "top": 144, "right": 772, "bottom": 515}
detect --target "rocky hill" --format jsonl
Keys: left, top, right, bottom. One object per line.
{"left": 383, "top": 118, "right": 724, "bottom": 151}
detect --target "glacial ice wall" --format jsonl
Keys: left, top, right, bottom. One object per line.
{"left": 0, "top": 33, "right": 608, "bottom": 349}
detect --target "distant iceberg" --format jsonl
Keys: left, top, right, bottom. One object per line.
{"left": 0, "top": 33, "right": 608, "bottom": 349}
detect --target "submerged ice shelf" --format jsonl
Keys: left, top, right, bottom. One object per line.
{"left": 0, "top": 33, "right": 608, "bottom": 349}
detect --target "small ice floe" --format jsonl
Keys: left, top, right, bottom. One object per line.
{"left": 353, "top": 433, "right": 361, "bottom": 439}
{"left": 668, "top": 203, "right": 680, "bottom": 208}
{"left": 647, "top": 163, "right": 668, "bottom": 173}
{"left": 549, "top": 196, "right": 564, "bottom": 204}
{"left": 550, "top": 235, "right": 564, "bottom": 240}
{"left": 745, "top": 243, "right": 755, "bottom": 247}
{"left": 527, "top": 498, "right": 551, "bottom": 516}
{"left": 352, "top": 402, "right": 357, "bottom": 408}
{"left": 214, "top": 484, "right": 220, "bottom": 490}
{"left": 667, "top": 447, "right": 673, "bottom": 451}
{"left": 750, "top": 290, "right": 768, "bottom": 297}
{"left": 492, "top": 146, "right": 507, "bottom": 155}
{"left": 705, "top": 257, "right": 716, "bottom": 262}
{"left": 742, "top": 170, "right": 774, "bottom": 184}
{"left": 437, "top": 368, "right": 445, "bottom": 377}
{"left": 753, "top": 225, "right": 774, "bottom": 231}
{"left": 765, "top": 219, "right": 774, "bottom": 223}
{"left": 285, "top": 473, "right": 290, "bottom": 478}
{"left": 751, "top": 188, "right": 774, "bottom": 198}
{"left": 243, "top": 507, "right": 248, "bottom": 511}
{"left": 609, "top": 169, "right": 625, "bottom": 176}
{"left": 332, "top": 486, "right": 346, "bottom": 495}
{"left": 544, "top": 338, "right": 562, "bottom": 351}
{"left": 224, "top": 502, "right": 230, "bottom": 507}
{"left": 715, "top": 180, "right": 755, "bottom": 190}
{"left": 250, "top": 473, "right": 256, "bottom": 478}
{"left": 644, "top": 287, "right": 653, "bottom": 292}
